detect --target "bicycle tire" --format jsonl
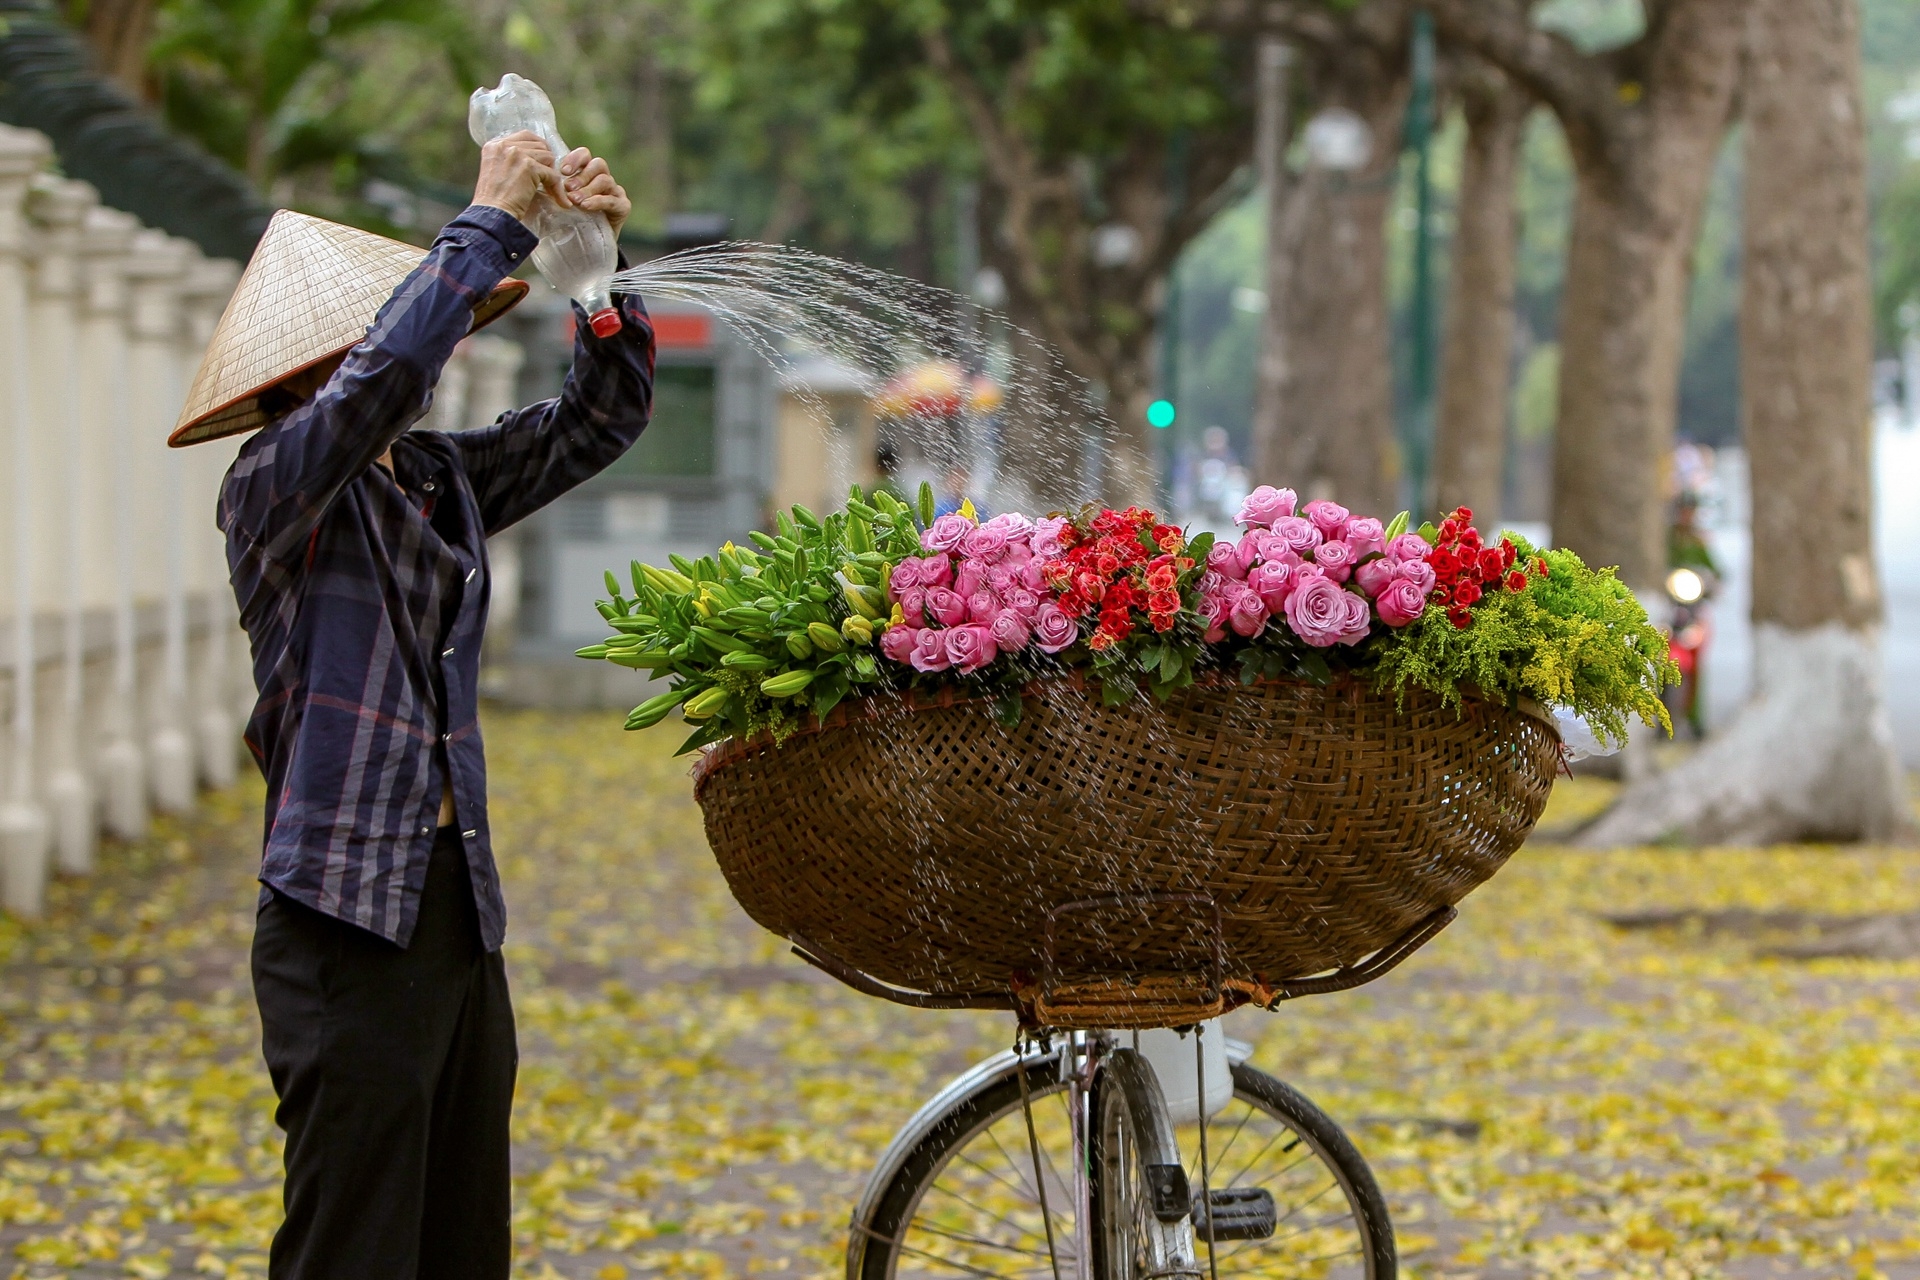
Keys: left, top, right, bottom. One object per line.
{"left": 848, "top": 1050, "right": 1396, "bottom": 1279}
{"left": 1088, "top": 1048, "right": 1201, "bottom": 1277}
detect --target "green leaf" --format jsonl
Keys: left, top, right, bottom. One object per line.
{"left": 1187, "top": 531, "right": 1215, "bottom": 562}
{"left": 1384, "top": 510, "right": 1410, "bottom": 542}
{"left": 917, "top": 481, "right": 935, "bottom": 528}
{"left": 992, "top": 692, "right": 1024, "bottom": 727}
{"left": 1300, "top": 651, "right": 1334, "bottom": 686}
{"left": 1417, "top": 521, "right": 1439, "bottom": 544}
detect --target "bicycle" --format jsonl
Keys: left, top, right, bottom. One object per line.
{"left": 844, "top": 1023, "right": 1396, "bottom": 1279}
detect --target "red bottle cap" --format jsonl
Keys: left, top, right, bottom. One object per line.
{"left": 588, "top": 307, "right": 623, "bottom": 338}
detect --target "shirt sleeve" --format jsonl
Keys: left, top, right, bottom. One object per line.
{"left": 218, "top": 205, "right": 539, "bottom": 567}
{"left": 454, "top": 290, "right": 657, "bottom": 536}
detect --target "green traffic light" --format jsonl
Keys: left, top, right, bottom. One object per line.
{"left": 1147, "top": 399, "right": 1176, "bottom": 429}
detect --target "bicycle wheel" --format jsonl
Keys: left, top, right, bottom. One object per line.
{"left": 1087, "top": 1048, "right": 1202, "bottom": 1278}
{"left": 849, "top": 1046, "right": 1395, "bottom": 1280}
{"left": 1178, "top": 1062, "right": 1396, "bottom": 1278}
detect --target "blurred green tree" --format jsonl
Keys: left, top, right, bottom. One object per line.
{"left": 725, "top": 0, "right": 1256, "bottom": 502}
{"left": 148, "top": 0, "right": 471, "bottom": 191}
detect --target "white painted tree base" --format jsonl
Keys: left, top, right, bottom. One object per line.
{"left": 99, "top": 738, "right": 148, "bottom": 840}
{"left": 47, "top": 768, "right": 94, "bottom": 876}
{"left": 1580, "top": 624, "right": 1914, "bottom": 846}
{"left": 148, "top": 728, "right": 196, "bottom": 815}
{"left": 0, "top": 800, "right": 49, "bottom": 917}
{"left": 197, "top": 709, "right": 237, "bottom": 790}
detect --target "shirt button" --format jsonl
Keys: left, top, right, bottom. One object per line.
{"left": 420, "top": 826, "right": 431, "bottom": 835}
{"left": 423, "top": 481, "right": 436, "bottom": 493}
{"left": 441, "top": 733, "right": 450, "bottom": 743}
{"left": 443, "top": 646, "right": 455, "bottom": 657}
{"left": 462, "top": 829, "right": 477, "bottom": 839}
{"left": 465, "top": 568, "right": 477, "bottom": 582}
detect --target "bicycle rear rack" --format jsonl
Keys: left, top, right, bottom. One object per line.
{"left": 787, "top": 903, "right": 1459, "bottom": 1024}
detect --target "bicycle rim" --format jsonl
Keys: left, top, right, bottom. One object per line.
{"left": 851, "top": 1057, "right": 1393, "bottom": 1279}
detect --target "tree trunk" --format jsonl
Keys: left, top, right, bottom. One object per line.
{"left": 78, "top": 0, "right": 157, "bottom": 100}
{"left": 1581, "top": 0, "right": 1912, "bottom": 846}
{"left": 1432, "top": 67, "right": 1526, "bottom": 528}
{"left": 1269, "top": 60, "right": 1405, "bottom": 516}
{"left": 1551, "top": 23, "right": 1742, "bottom": 599}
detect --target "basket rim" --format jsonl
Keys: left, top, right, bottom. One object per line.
{"left": 689, "top": 670, "right": 1556, "bottom": 793}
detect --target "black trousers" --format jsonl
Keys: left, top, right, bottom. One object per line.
{"left": 251, "top": 828, "right": 517, "bottom": 1279}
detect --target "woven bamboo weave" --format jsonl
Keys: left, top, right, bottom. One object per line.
{"left": 695, "top": 676, "right": 1559, "bottom": 1026}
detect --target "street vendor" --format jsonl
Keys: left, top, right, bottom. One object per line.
{"left": 169, "top": 133, "right": 653, "bottom": 1276}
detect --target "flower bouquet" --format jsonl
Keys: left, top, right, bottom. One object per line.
{"left": 583, "top": 484, "right": 1675, "bottom": 1025}
{"left": 580, "top": 483, "right": 1673, "bottom": 754}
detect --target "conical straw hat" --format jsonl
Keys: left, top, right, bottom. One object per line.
{"left": 170, "top": 209, "right": 529, "bottom": 447}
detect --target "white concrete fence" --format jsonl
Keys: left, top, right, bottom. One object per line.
{"left": 0, "top": 121, "right": 525, "bottom": 918}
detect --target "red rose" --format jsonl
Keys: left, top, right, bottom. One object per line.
{"left": 1448, "top": 607, "right": 1473, "bottom": 629}
{"left": 1478, "top": 548, "right": 1505, "bottom": 580}
{"left": 1058, "top": 591, "right": 1089, "bottom": 618}
{"left": 1076, "top": 571, "right": 1105, "bottom": 600}
{"left": 1145, "top": 566, "right": 1176, "bottom": 591}
{"left": 1432, "top": 584, "right": 1452, "bottom": 607}
{"left": 1151, "top": 612, "right": 1176, "bottom": 633}
{"left": 1088, "top": 630, "right": 1117, "bottom": 652}
{"left": 1536, "top": 556, "right": 1549, "bottom": 577}
{"left": 1506, "top": 570, "right": 1528, "bottom": 593}
{"left": 1100, "top": 609, "right": 1133, "bottom": 639}
{"left": 1500, "top": 539, "right": 1517, "bottom": 569}
{"left": 1431, "top": 548, "right": 1459, "bottom": 576}
{"left": 1455, "top": 581, "right": 1482, "bottom": 606}
{"left": 1148, "top": 589, "right": 1180, "bottom": 614}
{"left": 1458, "top": 527, "right": 1482, "bottom": 552}
{"left": 1095, "top": 552, "right": 1120, "bottom": 576}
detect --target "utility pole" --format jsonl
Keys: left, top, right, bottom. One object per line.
{"left": 1249, "top": 36, "right": 1295, "bottom": 487}
{"left": 1404, "top": 10, "right": 1438, "bottom": 517}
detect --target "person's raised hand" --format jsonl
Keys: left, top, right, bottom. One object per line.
{"left": 558, "top": 147, "right": 630, "bottom": 240}
{"left": 473, "top": 130, "right": 564, "bottom": 226}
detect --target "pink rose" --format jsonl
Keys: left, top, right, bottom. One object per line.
{"left": 1229, "top": 588, "right": 1269, "bottom": 638}
{"left": 984, "top": 563, "right": 1018, "bottom": 595}
{"left": 1246, "top": 560, "right": 1297, "bottom": 613}
{"left": 879, "top": 625, "right": 919, "bottom": 665}
{"left": 1395, "top": 558, "right": 1437, "bottom": 593}
{"left": 910, "top": 628, "right": 952, "bottom": 671}
{"left": 990, "top": 609, "right": 1032, "bottom": 652}
{"left": 982, "top": 512, "right": 1034, "bottom": 538}
{"left": 945, "top": 624, "right": 999, "bottom": 674}
{"left": 1235, "top": 485, "right": 1297, "bottom": 529}
{"left": 1032, "top": 603, "right": 1079, "bottom": 653}
{"left": 1303, "top": 500, "right": 1351, "bottom": 538}
{"left": 915, "top": 554, "right": 953, "bottom": 588}
{"left": 953, "top": 562, "right": 986, "bottom": 600}
{"left": 1031, "top": 517, "right": 1071, "bottom": 557}
{"left": 897, "top": 587, "right": 929, "bottom": 626}
{"left": 1271, "top": 516, "right": 1323, "bottom": 557}
{"left": 961, "top": 523, "right": 1011, "bottom": 562}
{"left": 1375, "top": 577, "right": 1429, "bottom": 628}
{"left": 1002, "top": 540, "right": 1034, "bottom": 566}
{"left": 921, "top": 513, "right": 975, "bottom": 553}
{"left": 926, "top": 587, "right": 968, "bottom": 628}
{"left": 1285, "top": 577, "right": 1372, "bottom": 648}
{"left": 1019, "top": 558, "right": 1050, "bottom": 592}
{"left": 1386, "top": 533, "right": 1431, "bottom": 563}
{"left": 1344, "top": 517, "right": 1385, "bottom": 558}
{"left": 1312, "top": 538, "right": 1355, "bottom": 583}
{"left": 1233, "top": 534, "right": 1267, "bottom": 575}
{"left": 1002, "top": 586, "right": 1042, "bottom": 617}
{"left": 889, "top": 557, "right": 921, "bottom": 594}
{"left": 967, "top": 590, "right": 1000, "bottom": 623}
{"left": 1354, "top": 557, "right": 1398, "bottom": 598}
{"left": 1206, "top": 540, "right": 1246, "bottom": 581}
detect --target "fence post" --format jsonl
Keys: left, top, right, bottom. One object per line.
{"left": 0, "top": 124, "right": 52, "bottom": 916}
{"left": 123, "top": 229, "right": 193, "bottom": 814}
{"left": 179, "top": 254, "right": 241, "bottom": 790}
{"left": 28, "top": 175, "right": 101, "bottom": 876}
{"left": 78, "top": 205, "right": 148, "bottom": 839}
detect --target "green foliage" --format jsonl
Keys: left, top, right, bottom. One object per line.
{"left": 150, "top": 0, "right": 470, "bottom": 189}
{"left": 1366, "top": 538, "right": 1678, "bottom": 748}
{"left": 576, "top": 487, "right": 923, "bottom": 753}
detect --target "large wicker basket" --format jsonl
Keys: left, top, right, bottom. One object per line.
{"left": 694, "top": 676, "right": 1560, "bottom": 1029}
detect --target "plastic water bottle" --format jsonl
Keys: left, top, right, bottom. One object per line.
{"left": 468, "top": 73, "right": 622, "bottom": 338}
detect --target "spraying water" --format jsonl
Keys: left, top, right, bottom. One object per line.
{"left": 609, "top": 242, "right": 1128, "bottom": 514}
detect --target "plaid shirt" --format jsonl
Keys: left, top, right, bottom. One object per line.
{"left": 221, "top": 205, "right": 655, "bottom": 950}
